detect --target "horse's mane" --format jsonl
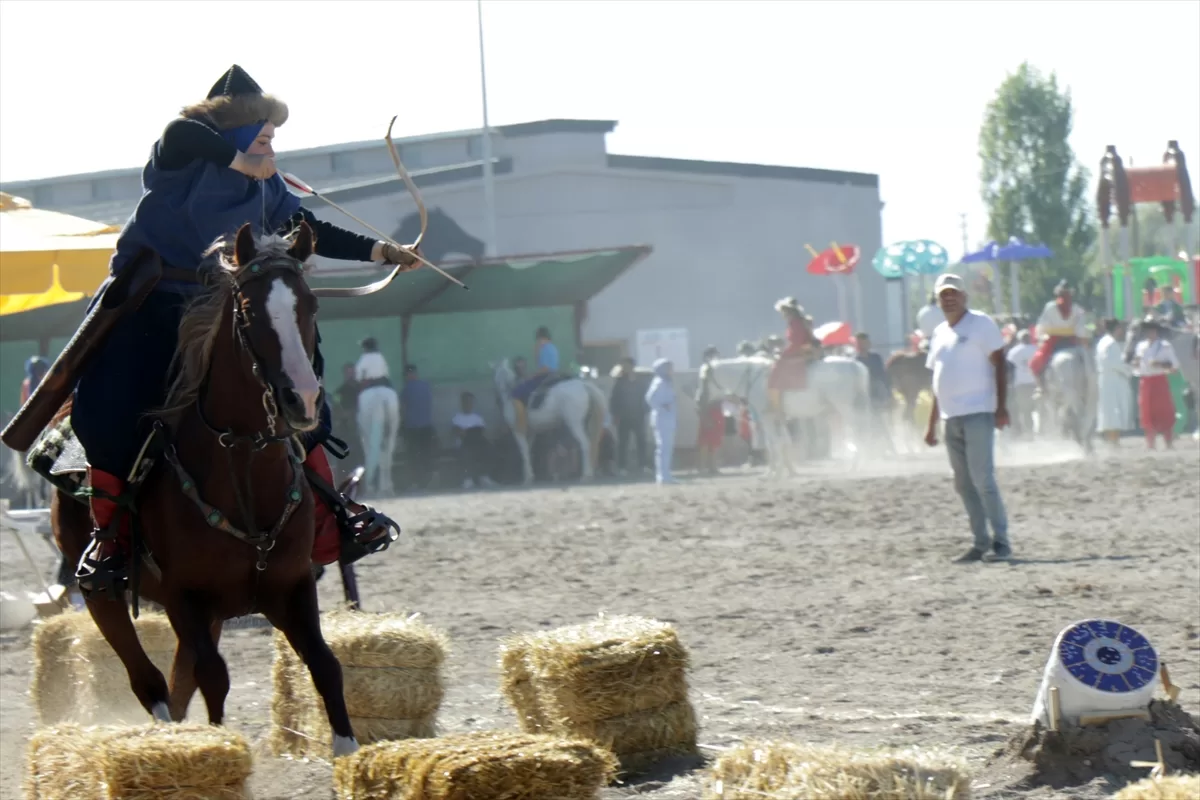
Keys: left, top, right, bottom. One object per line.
{"left": 158, "top": 234, "right": 296, "bottom": 421}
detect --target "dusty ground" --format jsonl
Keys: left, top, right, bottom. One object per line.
{"left": 1, "top": 439, "right": 1197, "bottom": 799}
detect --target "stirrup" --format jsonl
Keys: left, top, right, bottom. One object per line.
{"left": 76, "top": 536, "right": 129, "bottom": 598}
{"left": 337, "top": 504, "right": 400, "bottom": 565}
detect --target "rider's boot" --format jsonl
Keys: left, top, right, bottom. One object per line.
{"left": 76, "top": 468, "right": 131, "bottom": 597}
{"left": 304, "top": 446, "right": 399, "bottom": 566}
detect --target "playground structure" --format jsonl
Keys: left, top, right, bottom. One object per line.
{"left": 1096, "top": 140, "right": 1196, "bottom": 319}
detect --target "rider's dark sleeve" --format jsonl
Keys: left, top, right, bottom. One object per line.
{"left": 154, "top": 119, "right": 238, "bottom": 171}
{"left": 281, "top": 207, "right": 377, "bottom": 263}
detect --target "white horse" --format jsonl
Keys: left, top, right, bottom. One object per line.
{"left": 356, "top": 385, "right": 400, "bottom": 497}
{"left": 707, "top": 355, "right": 871, "bottom": 476}
{"left": 493, "top": 359, "right": 608, "bottom": 485}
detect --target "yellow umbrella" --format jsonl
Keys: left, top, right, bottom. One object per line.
{"left": 0, "top": 264, "right": 84, "bottom": 317}
{"left": 0, "top": 191, "right": 118, "bottom": 299}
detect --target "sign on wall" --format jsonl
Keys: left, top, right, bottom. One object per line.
{"left": 636, "top": 328, "right": 690, "bottom": 370}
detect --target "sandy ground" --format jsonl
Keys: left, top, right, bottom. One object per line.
{"left": 1, "top": 438, "right": 1197, "bottom": 799}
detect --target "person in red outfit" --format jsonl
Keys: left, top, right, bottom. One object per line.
{"left": 1132, "top": 317, "right": 1181, "bottom": 449}
{"left": 694, "top": 346, "right": 725, "bottom": 475}
{"left": 767, "top": 297, "right": 818, "bottom": 413}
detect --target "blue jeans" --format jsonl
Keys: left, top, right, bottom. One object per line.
{"left": 944, "top": 412, "right": 1009, "bottom": 551}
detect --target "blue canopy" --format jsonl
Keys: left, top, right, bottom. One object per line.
{"left": 962, "top": 237, "right": 1052, "bottom": 263}
{"left": 872, "top": 239, "right": 950, "bottom": 278}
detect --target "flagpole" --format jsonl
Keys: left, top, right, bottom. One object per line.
{"left": 477, "top": 0, "right": 499, "bottom": 258}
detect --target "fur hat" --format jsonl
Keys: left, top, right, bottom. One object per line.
{"left": 180, "top": 64, "right": 288, "bottom": 131}
{"left": 1140, "top": 315, "right": 1164, "bottom": 331}
{"left": 1054, "top": 279, "right": 1072, "bottom": 296}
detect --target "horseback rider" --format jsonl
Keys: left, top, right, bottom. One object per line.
{"left": 1029, "top": 280, "right": 1089, "bottom": 395}
{"left": 1156, "top": 286, "right": 1187, "bottom": 329}
{"left": 767, "top": 297, "right": 818, "bottom": 413}
{"left": 512, "top": 326, "right": 560, "bottom": 408}
{"left": 69, "top": 65, "right": 422, "bottom": 595}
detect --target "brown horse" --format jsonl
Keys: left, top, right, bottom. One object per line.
{"left": 885, "top": 350, "right": 932, "bottom": 440}
{"left": 51, "top": 223, "right": 361, "bottom": 756}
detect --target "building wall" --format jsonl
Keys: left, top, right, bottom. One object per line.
{"left": 310, "top": 163, "right": 885, "bottom": 369}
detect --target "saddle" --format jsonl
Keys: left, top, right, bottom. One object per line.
{"left": 529, "top": 373, "right": 570, "bottom": 410}
{"left": 27, "top": 416, "right": 160, "bottom": 505}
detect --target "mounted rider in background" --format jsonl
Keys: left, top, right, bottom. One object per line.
{"left": 767, "top": 297, "right": 819, "bottom": 414}
{"left": 65, "top": 65, "right": 420, "bottom": 596}
{"left": 1030, "top": 280, "right": 1090, "bottom": 395}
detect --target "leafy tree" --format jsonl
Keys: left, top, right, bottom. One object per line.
{"left": 978, "top": 62, "right": 1098, "bottom": 313}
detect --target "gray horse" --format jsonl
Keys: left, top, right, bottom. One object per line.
{"left": 1042, "top": 346, "right": 1097, "bottom": 452}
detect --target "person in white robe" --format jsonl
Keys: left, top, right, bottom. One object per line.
{"left": 644, "top": 358, "right": 678, "bottom": 485}
{"left": 1095, "top": 319, "right": 1134, "bottom": 444}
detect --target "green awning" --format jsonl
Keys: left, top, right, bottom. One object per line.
{"left": 0, "top": 245, "right": 652, "bottom": 342}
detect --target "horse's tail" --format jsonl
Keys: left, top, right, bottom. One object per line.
{"left": 584, "top": 382, "right": 607, "bottom": 470}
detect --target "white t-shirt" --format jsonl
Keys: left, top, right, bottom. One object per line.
{"left": 1134, "top": 339, "right": 1179, "bottom": 377}
{"left": 1006, "top": 343, "right": 1037, "bottom": 386}
{"left": 452, "top": 412, "right": 486, "bottom": 430}
{"left": 355, "top": 351, "right": 389, "bottom": 381}
{"left": 917, "top": 303, "right": 946, "bottom": 340}
{"left": 926, "top": 310, "right": 1006, "bottom": 419}
{"left": 1036, "top": 301, "right": 1089, "bottom": 339}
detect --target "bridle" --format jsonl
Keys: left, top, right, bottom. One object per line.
{"left": 163, "top": 249, "right": 315, "bottom": 576}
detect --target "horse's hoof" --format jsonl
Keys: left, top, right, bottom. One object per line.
{"left": 151, "top": 702, "right": 172, "bottom": 723}
{"left": 332, "top": 734, "right": 360, "bottom": 758}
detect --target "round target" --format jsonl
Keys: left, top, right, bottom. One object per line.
{"left": 1057, "top": 619, "right": 1157, "bottom": 693}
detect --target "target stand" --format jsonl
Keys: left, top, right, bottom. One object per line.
{"left": 1032, "top": 619, "right": 1162, "bottom": 729}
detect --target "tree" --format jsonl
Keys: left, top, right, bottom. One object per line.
{"left": 978, "top": 62, "right": 1098, "bottom": 314}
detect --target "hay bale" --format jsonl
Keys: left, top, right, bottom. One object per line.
{"left": 332, "top": 730, "right": 617, "bottom": 800}
{"left": 30, "top": 610, "right": 176, "bottom": 725}
{"left": 1115, "top": 774, "right": 1200, "bottom": 800}
{"left": 25, "top": 723, "right": 252, "bottom": 800}
{"left": 499, "top": 615, "right": 698, "bottom": 770}
{"left": 270, "top": 611, "right": 448, "bottom": 759}
{"left": 705, "top": 741, "right": 972, "bottom": 800}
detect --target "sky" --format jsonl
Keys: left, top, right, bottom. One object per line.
{"left": 1, "top": 0, "right": 1197, "bottom": 262}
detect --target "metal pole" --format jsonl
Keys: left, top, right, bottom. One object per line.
{"left": 477, "top": 0, "right": 499, "bottom": 258}
{"left": 1100, "top": 226, "right": 1113, "bottom": 317}
{"left": 1009, "top": 261, "right": 1020, "bottom": 317}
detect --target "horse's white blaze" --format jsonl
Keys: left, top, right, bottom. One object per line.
{"left": 151, "top": 702, "right": 171, "bottom": 722}
{"left": 266, "top": 279, "right": 321, "bottom": 419}
{"left": 332, "top": 734, "right": 359, "bottom": 757}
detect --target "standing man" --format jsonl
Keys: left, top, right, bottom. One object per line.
{"left": 400, "top": 363, "right": 436, "bottom": 489}
{"left": 924, "top": 274, "right": 1012, "bottom": 563}
{"left": 609, "top": 357, "right": 649, "bottom": 476}
{"left": 1005, "top": 330, "right": 1038, "bottom": 438}
{"left": 1095, "top": 319, "right": 1134, "bottom": 446}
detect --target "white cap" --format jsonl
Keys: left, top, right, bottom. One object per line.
{"left": 934, "top": 273, "right": 966, "bottom": 294}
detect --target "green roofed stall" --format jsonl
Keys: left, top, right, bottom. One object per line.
{"left": 0, "top": 245, "right": 652, "bottom": 407}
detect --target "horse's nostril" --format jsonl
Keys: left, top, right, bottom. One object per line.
{"left": 281, "top": 388, "right": 303, "bottom": 410}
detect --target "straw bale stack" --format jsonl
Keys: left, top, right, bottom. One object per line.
{"left": 705, "top": 740, "right": 972, "bottom": 800}
{"left": 25, "top": 723, "right": 252, "bottom": 800}
{"left": 270, "top": 610, "right": 448, "bottom": 759}
{"left": 332, "top": 730, "right": 617, "bottom": 800}
{"left": 1115, "top": 774, "right": 1200, "bottom": 800}
{"left": 500, "top": 614, "right": 697, "bottom": 771}
{"left": 30, "top": 610, "right": 176, "bottom": 725}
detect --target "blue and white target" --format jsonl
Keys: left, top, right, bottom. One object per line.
{"left": 1032, "top": 619, "right": 1160, "bottom": 725}
{"left": 1058, "top": 619, "right": 1157, "bottom": 693}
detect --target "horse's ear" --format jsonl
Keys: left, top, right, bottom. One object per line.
{"left": 289, "top": 221, "right": 315, "bottom": 263}
{"left": 234, "top": 223, "right": 256, "bottom": 267}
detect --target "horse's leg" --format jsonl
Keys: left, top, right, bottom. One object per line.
{"left": 165, "top": 596, "right": 228, "bottom": 725}
{"left": 85, "top": 596, "right": 172, "bottom": 721}
{"left": 263, "top": 577, "right": 357, "bottom": 756}
{"left": 566, "top": 416, "right": 592, "bottom": 481}
{"left": 167, "top": 618, "right": 223, "bottom": 721}
{"left": 515, "top": 432, "right": 534, "bottom": 485}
